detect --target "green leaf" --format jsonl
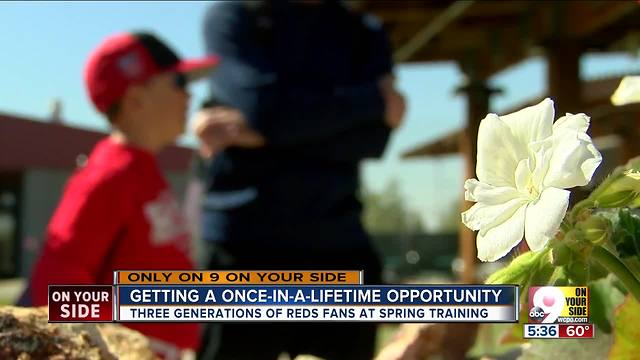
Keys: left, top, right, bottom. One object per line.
{"left": 612, "top": 209, "right": 640, "bottom": 259}
{"left": 588, "top": 259, "right": 610, "bottom": 282}
{"left": 589, "top": 276, "right": 626, "bottom": 334}
{"left": 530, "top": 261, "right": 555, "bottom": 287}
{"left": 621, "top": 257, "right": 640, "bottom": 277}
{"left": 566, "top": 260, "right": 589, "bottom": 285}
{"left": 609, "top": 295, "right": 640, "bottom": 359}
{"left": 549, "top": 265, "right": 569, "bottom": 286}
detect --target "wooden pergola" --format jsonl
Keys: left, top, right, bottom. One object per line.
{"left": 403, "top": 76, "right": 640, "bottom": 160}
{"left": 357, "top": 0, "right": 640, "bottom": 282}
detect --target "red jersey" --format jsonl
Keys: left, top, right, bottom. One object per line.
{"left": 30, "top": 138, "right": 199, "bottom": 351}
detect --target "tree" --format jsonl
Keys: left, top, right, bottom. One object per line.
{"left": 360, "top": 180, "right": 425, "bottom": 235}
{"left": 434, "top": 199, "right": 462, "bottom": 234}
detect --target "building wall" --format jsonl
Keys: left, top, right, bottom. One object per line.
{"left": 20, "top": 169, "right": 69, "bottom": 277}
{"left": 0, "top": 173, "right": 20, "bottom": 278}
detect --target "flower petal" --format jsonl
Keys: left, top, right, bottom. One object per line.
{"left": 476, "top": 114, "right": 525, "bottom": 187}
{"left": 611, "top": 76, "right": 640, "bottom": 106}
{"left": 544, "top": 114, "right": 602, "bottom": 188}
{"left": 501, "top": 98, "right": 554, "bottom": 146}
{"left": 514, "top": 158, "right": 531, "bottom": 194}
{"left": 530, "top": 139, "right": 554, "bottom": 190}
{"left": 476, "top": 205, "right": 526, "bottom": 262}
{"left": 464, "top": 178, "right": 520, "bottom": 204}
{"left": 524, "top": 187, "right": 570, "bottom": 252}
{"left": 553, "top": 112, "right": 589, "bottom": 134}
{"left": 462, "top": 197, "right": 528, "bottom": 231}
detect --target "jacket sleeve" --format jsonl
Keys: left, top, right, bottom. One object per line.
{"left": 30, "top": 173, "right": 127, "bottom": 305}
{"left": 203, "top": 3, "right": 390, "bottom": 148}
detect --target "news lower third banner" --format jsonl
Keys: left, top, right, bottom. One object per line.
{"left": 48, "top": 270, "right": 518, "bottom": 323}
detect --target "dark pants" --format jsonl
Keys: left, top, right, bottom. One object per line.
{"left": 197, "top": 243, "right": 382, "bottom": 360}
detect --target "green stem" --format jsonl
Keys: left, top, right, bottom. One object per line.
{"left": 592, "top": 245, "right": 640, "bottom": 302}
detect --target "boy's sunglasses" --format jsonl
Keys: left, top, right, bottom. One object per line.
{"left": 173, "top": 73, "right": 187, "bottom": 89}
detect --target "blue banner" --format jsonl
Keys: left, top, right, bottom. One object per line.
{"left": 117, "top": 285, "right": 516, "bottom": 306}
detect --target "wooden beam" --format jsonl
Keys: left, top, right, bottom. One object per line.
{"left": 567, "top": 1, "right": 638, "bottom": 38}
{"left": 402, "top": 130, "right": 463, "bottom": 158}
{"left": 405, "top": 23, "right": 529, "bottom": 76}
{"left": 394, "top": 1, "right": 475, "bottom": 62}
{"left": 368, "top": 1, "right": 527, "bottom": 23}
{"left": 383, "top": 1, "right": 639, "bottom": 70}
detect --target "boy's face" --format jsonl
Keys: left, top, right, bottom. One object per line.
{"left": 136, "top": 72, "right": 190, "bottom": 144}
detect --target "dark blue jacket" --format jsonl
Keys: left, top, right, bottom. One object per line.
{"left": 201, "top": 1, "right": 393, "bottom": 250}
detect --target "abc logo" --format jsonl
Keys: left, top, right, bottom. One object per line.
{"left": 529, "top": 306, "right": 546, "bottom": 322}
{"left": 529, "top": 287, "right": 565, "bottom": 323}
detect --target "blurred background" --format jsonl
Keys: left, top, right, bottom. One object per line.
{"left": 2, "top": 1, "right": 640, "bottom": 306}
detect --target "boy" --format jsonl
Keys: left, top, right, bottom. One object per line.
{"left": 29, "top": 31, "right": 219, "bottom": 358}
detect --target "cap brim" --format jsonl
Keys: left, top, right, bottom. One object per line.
{"left": 172, "top": 55, "right": 220, "bottom": 82}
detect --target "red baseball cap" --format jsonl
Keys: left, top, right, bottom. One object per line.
{"left": 84, "top": 32, "right": 220, "bottom": 113}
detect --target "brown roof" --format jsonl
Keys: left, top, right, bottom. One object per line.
{"left": 403, "top": 130, "right": 461, "bottom": 158}
{"left": 402, "top": 75, "right": 640, "bottom": 158}
{"left": 360, "top": 1, "right": 640, "bottom": 77}
{"left": 0, "top": 112, "right": 194, "bottom": 172}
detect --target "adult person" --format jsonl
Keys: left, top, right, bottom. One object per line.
{"left": 195, "top": 1, "right": 405, "bottom": 359}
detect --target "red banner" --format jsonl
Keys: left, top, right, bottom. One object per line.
{"left": 48, "top": 285, "right": 113, "bottom": 322}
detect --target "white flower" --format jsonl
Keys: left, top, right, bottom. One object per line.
{"left": 462, "top": 98, "right": 602, "bottom": 262}
{"left": 611, "top": 76, "right": 640, "bottom": 106}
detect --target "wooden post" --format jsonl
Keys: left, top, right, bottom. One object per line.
{"left": 455, "top": 75, "right": 501, "bottom": 283}
{"left": 545, "top": 40, "right": 582, "bottom": 115}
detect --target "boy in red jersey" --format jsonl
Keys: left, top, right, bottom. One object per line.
{"left": 28, "top": 31, "right": 219, "bottom": 359}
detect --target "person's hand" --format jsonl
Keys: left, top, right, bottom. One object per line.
{"left": 378, "top": 74, "right": 406, "bottom": 129}
{"left": 191, "top": 106, "right": 266, "bottom": 158}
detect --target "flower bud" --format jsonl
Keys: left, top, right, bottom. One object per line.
{"left": 565, "top": 261, "right": 589, "bottom": 285}
{"left": 551, "top": 243, "right": 572, "bottom": 266}
{"left": 625, "top": 156, "right": 640, "bottom": 172}
{"left": 485, "top": 250, "right": 544, "bottom": 285}
{"left": 576, "top": 215, "right": 612, "bottom": 245}
{"left": 594, "top": 170, "right": 640, "bottom": 208}
{"left": 597, "top": 190, "right": 637, "bottom": 208}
